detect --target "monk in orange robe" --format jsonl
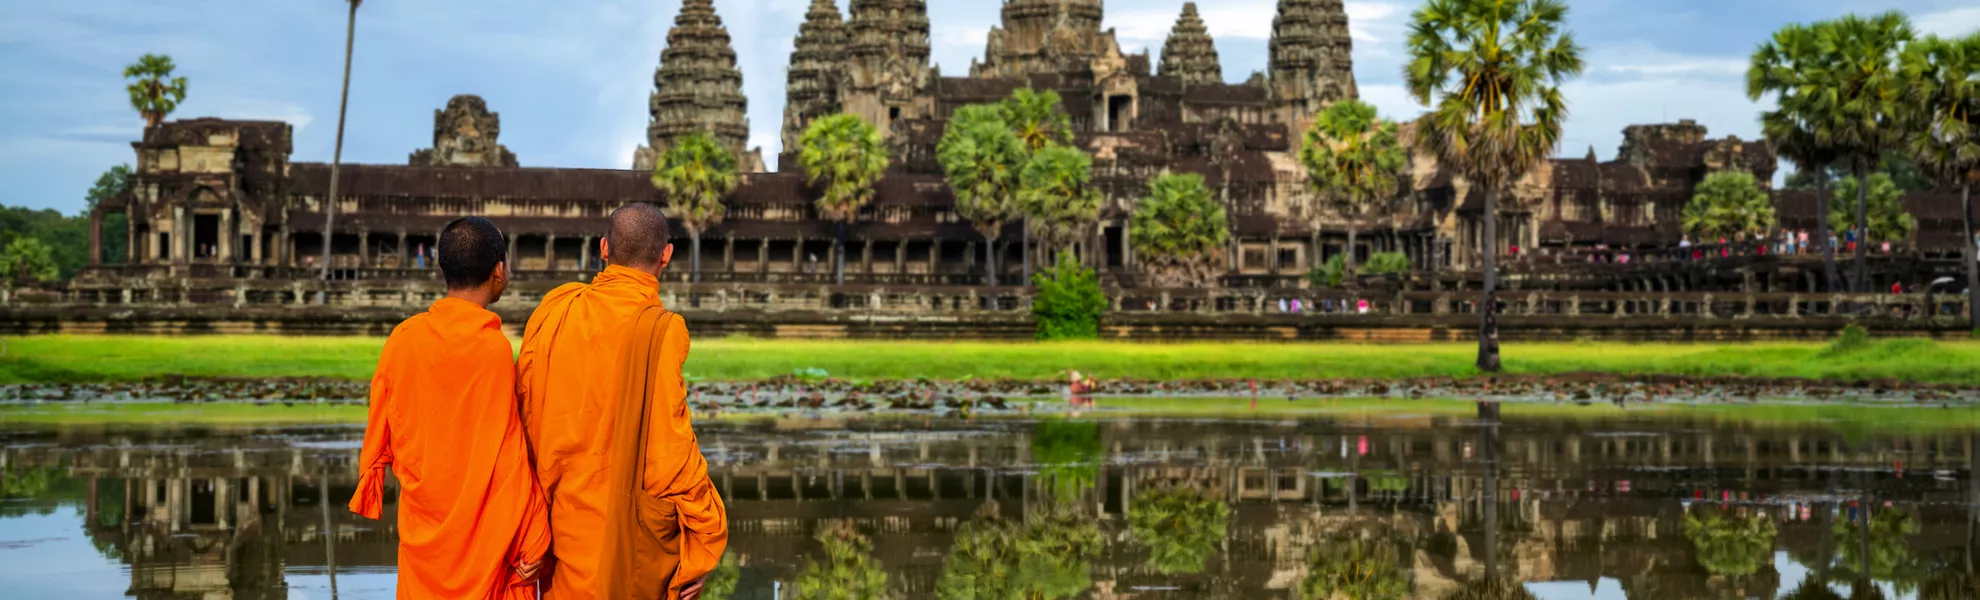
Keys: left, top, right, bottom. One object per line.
{"left": 518, "top": 203, "right": 727, "bottom": 600}
{"left": 350, "top": 216, "right": 551, "bottom": 599}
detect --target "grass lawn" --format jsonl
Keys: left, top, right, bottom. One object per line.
{"left": 2, "top": 334, "right": 1978, "bottom": 385}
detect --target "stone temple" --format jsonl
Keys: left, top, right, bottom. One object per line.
{"left": 77, "top": 0, "right": 1973, "bottom": 313}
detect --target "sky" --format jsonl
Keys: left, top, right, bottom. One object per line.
{"left": 4, "top": 0, "right": 1980, "bottom": 215}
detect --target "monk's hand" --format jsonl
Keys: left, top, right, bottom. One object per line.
{"left": 514, "top": 559, "right": 544, "bottom": 583}
{"left": 679, "top": 576, "right": 707, "bottom": 600}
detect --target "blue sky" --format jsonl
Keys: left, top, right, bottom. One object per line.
{"left": 4, "top": 0, "right": 1979, "bottom": 215}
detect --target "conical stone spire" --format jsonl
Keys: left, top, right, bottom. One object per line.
{"left": 844, "top": 0, "right": 932, "bottom": 133}
{"left": 1159, "top": 3, "right": 1222, "bottom": 85}
{"left": 1268, "top": 0, "right": 1358, "bottom": 128}
{"left": 783, "top": 0, "right": 846, "bottom": 152}
{"left": 637, "top": 0, "right": 761, "bottom": 172}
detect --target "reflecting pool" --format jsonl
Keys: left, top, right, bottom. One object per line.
{"left": 2, "top": 407, "right": 1976, "bottom": 599}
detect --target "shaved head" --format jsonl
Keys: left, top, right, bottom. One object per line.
{"left": 606, "top": 202, "right": 670, "bottom": 267}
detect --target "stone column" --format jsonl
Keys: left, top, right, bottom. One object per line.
{"left": 357, "top": 228, "right": 371, "bottom": 268}
{"left": 862, "top": 239, "right": 875, "bottom": 274}
{"left": 276, "top": 225, "right": 289, "bottom": 268}
{"left": 723, "top": 237, "right": 735, "bottom": 274}
{"left": 793, "top": 235, "right": 805, "bottom": 271}
{"left": 397, "top": 232, "right": 409, "bottom": 269}
{"left": 928, "top": 239, "right": 941, "bottom": 275}
{"left": 88, "top": 211, "right": 103, "bottom": 265}
{"left": 171, "top": 205, "right": 186, "bottom": 262}
{"left": 894, "top": 240, "right": 907, "bottom": 275}
{"left": 249, "top": 233, "right": 262, "bottom": 265}
{"left": 579, "top": 235, "right": 593, "bottom": 274}
{"left": 218, "top": 210, "right": 233, "bottom": 263}
{"left": 544, "top": 234, "right": 558, "bottom": 271}
{"left": 757, "top": 239, "right": 769, "bottom": 275}
{"left": 128, "top": 215, "right": 139, "bottom": 265}
{"left": 508, "top": 233, "right": 519, "bottom": 269}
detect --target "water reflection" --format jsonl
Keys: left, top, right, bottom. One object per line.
{"left": 3, "top": 410, "right": 1980, "bottom": 598}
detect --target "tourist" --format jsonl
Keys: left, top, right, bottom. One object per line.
{"left": 1291, "top": 298, "right": 1303, "bottom": 314}
{"left": 347, "top": 217, "right": 550, "bottom": 599}
{"left": 1679, "top": 237, "right": 1692, "bottom": 248}
{"left": 1279, "top": 298, "right": 1288, "bottom": 314}
{"left": 1798, "top": 230, "right": 1809, "bottom": 254}
{"left": 517, "top": 204, "right": 728, "bottom": 600}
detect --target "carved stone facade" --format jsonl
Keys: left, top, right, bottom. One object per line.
{"left": 409, "top": 95, "right": 518, "bottom": 168}
{"left": 1267, "top": 0, "right": 1359, "bottom": 131}
{"left": 634, "top": 0, "right": 764, "bottom": 173}
{"left": 77, "top": 0, "right": 1972, "bottom": 299}
{"left": 1158, "top": 3, "right": 1222, "bottom": 86}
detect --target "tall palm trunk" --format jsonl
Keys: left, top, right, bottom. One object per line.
{"left": 689, "top": 227, "right": 702, "bottom": 283}
{"left": 1478, "top": 189, "right": 1501, "bottom": 372}
{"left": 1346, "top": 223, "right": 1359, "bottom": 282}
{"left": 983, "top": 231, "right": 999, "bottom": 286}
{"left": 1816, "top": 170, "right": 1841, "bottom": 293}
{"left": 1963, "top": 184, "right": 1976, "bottom": 332}
{"left": 1852, "top": 164, "right": 1871, "bottom": 292}
{"left": 318, "top": 0, "right": 359, "bottom": 301}
{"left": 833, "top": 221, "right": 846, "bottom": 285}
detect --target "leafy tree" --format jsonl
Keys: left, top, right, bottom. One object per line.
{"left": 1903, "top": 32, "right": 1980, "bottom": 330}
{"left": 1405, "top": 0, "right": 1584, "bottom": 372}
{"left": 1830, "top": 174, "right": 1917, "bottom": 245}
{"left": 938, "top": 104, "right": 1027, "bottom": 284}
{"left": 1753, "top": 24, "right": 1845, "bottom": 292}
{"left": 1032, "top": 418, "right": 1102, "bottom": 501}
{"left": 698, "top": 554, "right": 742, "bottom": 600}
{"left": 1751, "top": 12, "right": 1915, "bottom": 291}
{"left": 1018, "top": 145, "right": 1102, "bottom": 261}
{"left": 1682, "top": 508, "right": 1777, "bottom": 577}
{"left": 1362, "top": 252, "right": 1411, "bottom": 276}
{"left": 652, "top": 132, "right": 738, "bottom": 283}
{"left": 1127, "top": 486, "right": 1230, "bottom": 575}
{"left": 998, "top": 88, "right": 1073, "bottom": 153}
{"left": 1, "top": 237, "right": 59, "bottom": 286}
{"left": 1437, "top": 579, "right": 1538, "bottom": 600}
{"left": 1030, "top": 254, "right": 1107, "bottom": 340}
{"left": 798, "top": 113, "right": 890, "bottom": 285}
{"left": 0, "top": 207, "right": 91, "bottom": 278}
{"left": 935, "top": 502, "right": 1101, "bottom": 600}
{"left": 1301, "top": 538, "right": 1409, "bottom": 600}
{"left": 86, "top": 165, "right": 132, "bottom": 265}
{"left": 1833, "top": 507, "right": 1926, "bottom": 593}
{"left": 1307, "top": 253, "right": 1347, "bottom": 288}
{"left": 793, "top": 523, "right": 889, "bottom": 600}
{"left": 1300, "top": 99, "right": 1406, "bottom": 277}
{"left": 124, "top": 54, "right": 187, "bottom": 128}
{"left": 1129, "top": 172, "right": 1228, "bottom": 287}
{"left": 1682, "top": 171, "right": 1777, "bottom": 241}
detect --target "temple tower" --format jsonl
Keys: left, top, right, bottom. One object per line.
{"left": 842, "top": 0, "right": 934, "bottom": 137}
{"left": 783, "top": 0, "right": 847, "bottom": 152}
{"left": 1268, "top": 0, "right": 1358, "bottom": 131}
{"left": 1158, "top": 3, "right": 1222, "bottom": 86}
{"left": 635, "top": 0, "right": 763, "bottom": 172}
{"left": 409, "top": 95, "right": 518, "bottom": 168}
{"left": 970, "top": 0, "right": 1124, "bottom": 80}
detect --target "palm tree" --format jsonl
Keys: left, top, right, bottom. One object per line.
{"left": 1129, "top": 172, "right": 1228, "bottom": 287}
{"left": 1018, "top": 145, "right": 1103, "bottom": 262}
{"left": 796, "top": 113, "right": 890, "bottom": 285}
{"left": 1300, "top": 99, "right": 1406, "bottom": 278}
{"left": 123, "top": 54, "right": 187, "bottom": 128}
{"left": 1830, "top": 174, "right": 1918, "bottom": 247}
{"left": 1404, "top": 0, "right": 1585, "bottom": 372}
{"left": 999, "top": 88, "right": 1073, "bottom": 153}
{"left": 937, "top": 104, "right": 1026, "bottom": 284}
{"left": 1127, "top": 486, "right": 1230, "bottom": 576}
{"left": 651, "top": 133, "right": 738, "bottom": 283}
{"left": 1904, "top": 32, "right": 1980, "bottom": 330}
{"left": 1682, "top": 171, "right": 1778, "bottom": 241}
{"left": 1751, "top": 12, "right": 1915, "bottom": 292}
{"left": 999, "top": 89, "right": 1073, "bottom": 278}
{"left": 319, "top": 0, "right": 362, "bottom": 292}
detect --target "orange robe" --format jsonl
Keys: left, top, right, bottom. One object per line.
{"left": 517, "top": 265, "right": 728, "bottom": 600}
{"left": 349, "top": 298, "right": 552, "bottom": 600}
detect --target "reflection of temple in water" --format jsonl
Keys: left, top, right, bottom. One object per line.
{"left": 5, "top": 417, "right": 1977, "bottom": 598}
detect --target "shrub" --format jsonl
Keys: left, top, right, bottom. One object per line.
{"left": 1362, "top": 251, "right": 1411, "bottom": 275}
{"left": 1820, "top": 324, "right": 1874, "bottom": 357}
{"left": 1307, "top": 254, "right": 1347, "bottom": 288}
{"left": 1031, "top": 254, "right": 1107, "bottom": 340}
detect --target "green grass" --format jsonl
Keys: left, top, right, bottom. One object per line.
{"left": 4, "top": 334, "right": 1980, "bottom": 385}
{"left": 0, "top": 402, "right": 365, "bottom": 425}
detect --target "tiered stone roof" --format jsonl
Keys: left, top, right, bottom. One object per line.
{"left": 845, "top": 0, "right": 932, "bottom": 106}
{"left": 1158, "top": 3, "right": 1222, "bottom": 86}
{"left": 970, "top": 0, "right": 1117, "bottom": 79}
{"left": 1268, "top": 0, "right": 1358, "bottom": 127}
{"left": 639, "top": 0, "right": 756, "bottom": 171}
{"left": 783, "top": 0, "right": 846, "bottom": 151}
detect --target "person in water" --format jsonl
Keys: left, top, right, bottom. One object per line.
{"left": 349, "top": 216, "right": 551, "bottom": 599}
{"left": 517, "top": 203, "right": 728, "bottom": 600}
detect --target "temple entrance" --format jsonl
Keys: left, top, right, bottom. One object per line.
{"left": 1103, "top": 226, "right": 1124, "bottom": 268}
{"left": 193, "top": 214, "right": 220, "bottom": 260}
{"left": 1106, "top": 95, "right": 1132, "bottom": 132}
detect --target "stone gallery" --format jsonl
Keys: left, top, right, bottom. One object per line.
{"left": 74, "top": 0, "right": 1969, "bottom": 303}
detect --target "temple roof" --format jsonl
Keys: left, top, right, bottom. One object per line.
{"left": 1159, "top": 3, "right": 1223, "bottom": 86}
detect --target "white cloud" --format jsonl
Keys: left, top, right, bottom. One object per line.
{"left": 1916, "top": 7, "right": 1980, "bottom": 38}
